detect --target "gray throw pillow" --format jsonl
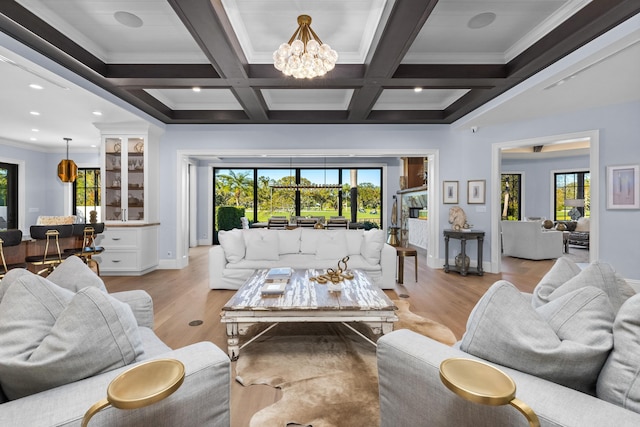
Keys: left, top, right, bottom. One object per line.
{"left": 0, "top": 268, "right": 33, "bottom": 302}
{"left": 534, "top": 261, "right": 634, "bottom": 313}
{"left": 460, "top": 280, "right": 614, "bottom": 394}
{"left": 531, "top": 257, "right": 581, "bottom": 307}
{"left": 46, "top": 255, "right": 107, "bottom": 292}
{"left": 0, "top": 275, "right": 143, "bottom": 400}
{"left": 597, "top": 294, "right": 640, "bottom": 412}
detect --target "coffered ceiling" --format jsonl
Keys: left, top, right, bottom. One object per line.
{"left": 1, "top": 0, "right": 637, "bottom": 135}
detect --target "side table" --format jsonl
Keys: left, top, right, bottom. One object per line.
{"left": 443, "top": 229, "right": 484, "bottom": 276}
{"left": 395, "top": 246, "right": 417, "bottom": 284}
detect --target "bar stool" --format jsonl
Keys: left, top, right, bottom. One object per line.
{"left": 64, "top": 226, "right": 104, "bottom": 275}
{"left": 0, "top": 229, "right": 27, "bottom": 278}
{"left": 25, "top": 229, "right": 68, "bottom": 275}
{"left": 395, "top": 246, "right": 418, "bottom": 284}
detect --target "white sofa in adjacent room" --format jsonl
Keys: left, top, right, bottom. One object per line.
{"left": 209, "top": 227, "right": 396, "bottom": 289}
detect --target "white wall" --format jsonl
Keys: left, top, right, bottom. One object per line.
{"left": 4, "top": 100, "right": 639, "bottom": 279}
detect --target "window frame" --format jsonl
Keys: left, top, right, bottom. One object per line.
{"left": 554, "top": 170, "right": 590, "bottom": 221}
{"left": 73, "top": 167, "right": 101, "bottom": 223}
{"left": 0, "top": 161, "right": 19, "bottom": 230}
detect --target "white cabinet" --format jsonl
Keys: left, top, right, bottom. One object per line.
{"left": 95, "top": 225, "right": 158, "bottom": 275}
{"left": 95, "top": 122, "right": 162, "bottom": 276}
{"left": 103, "top": 136, "right": 146, "bottom": 222}
{"left": 97, "top": 122, "right": 161, "bottom": 225}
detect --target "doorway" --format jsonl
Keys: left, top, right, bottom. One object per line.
{"left": 491, "top": 130, "right": 599, "bottom": 273}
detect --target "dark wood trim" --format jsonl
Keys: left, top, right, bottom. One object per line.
{"left": 0, "top": 0, "right": 636, "bottom": 125}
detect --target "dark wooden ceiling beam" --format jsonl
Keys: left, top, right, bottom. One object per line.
{"left": 507, "top": 0, "right": 640, "bottom": 79}
{"left": 441, "top": 0, "right": 640, "bottom": 123}
{"left": 348, "top": 0, "right": 440, "bottom": 120}
{"left": 167, "top": 0, "right": 268, "bottom": 121}
{"left": 106, "top": 64, "right": 219, "bottom": 79}
{"left": 0, "top": 2, "right": 105, "bottom": 74}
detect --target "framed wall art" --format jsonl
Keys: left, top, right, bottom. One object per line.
{"left": 467, "top": 180, "right": 486, "bottom": 204}
{"left": 607, "top": 164, "right": 639, "bottom": 209}
{"left": 443, "top": 181, "right": 459, "bottom": 204}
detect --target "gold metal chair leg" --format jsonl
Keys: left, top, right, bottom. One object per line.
{"left": 0, "top": 238, "right": 7, "bottom": 277}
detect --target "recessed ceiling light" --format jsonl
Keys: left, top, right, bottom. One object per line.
{"left": 30, "top": 111, "right": 40, "bottom": 116}
{"left": 29, "top": 83, "right": 43, "bottom": 90}
{"left": 414, "top": 87, "right": 423, "bottom": 93}
{"left": 468, "top": 12, "right": 496, "bottom": 29}
{"left": 92, "top": 111, "right": 103, "bottom": 116}
{"left": 32, "top": 128, "right": 39, "bottom": 132}
{"left": 30, "top": 137, "right": 37, "bottom": 141}
{"left": 193, "top": 87, "right": 201, "bottom": 92}
{"left": 114, "top": 11, "right": 143, "bottom": 28}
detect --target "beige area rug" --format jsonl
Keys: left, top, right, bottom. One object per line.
{"left": 235, "top": 301, "right": 455, "bottom": 427}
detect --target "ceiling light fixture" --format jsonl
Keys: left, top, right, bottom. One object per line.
{"left": 414, "top": 87, "right": 423, "bottom": 93}
{"left": 92, "top": 111, "right": 103, "bottom": 116}
{"left": 273, "top": 15, "right": 338, "bottom": 79}
{"left": 57, "top": 137, "right": 78, "bottom": 183}
{"left": 269, "top": 157, "right": 341, "bottom": 190}
{"left": 29, "top": 83, "right": 43, "bottom": 90}
{"left": 192, "top": 87, "right": 201, "bottom": 92}
{"left": 30, "top": 111, "right": 40, "bottom": 116}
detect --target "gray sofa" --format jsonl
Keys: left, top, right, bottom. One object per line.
{"left": 0, "top": 258, "right": 231, "bottom": 427}
{"left": 378, "top": 260, "right": 640, "bottom": 426}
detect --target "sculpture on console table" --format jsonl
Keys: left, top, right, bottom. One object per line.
{"left": 448, "top": 206, "right": 471, "bottom": 231}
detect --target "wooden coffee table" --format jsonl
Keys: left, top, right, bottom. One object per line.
{"left": 220, "top": 268, "right": 397, "bottom": 360}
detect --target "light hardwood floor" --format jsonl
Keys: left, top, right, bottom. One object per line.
{"left": 103, "top": 245, "right": 556, "bottom": 427}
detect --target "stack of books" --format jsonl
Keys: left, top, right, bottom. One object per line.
{"left": 261, "top": 267, "right": 293, "bottom": 295}
{"left": 265, "top": 267, "right": 293, "bottom": 283}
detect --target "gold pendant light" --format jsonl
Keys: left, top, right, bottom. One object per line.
{"left": 57, "top": 137, "right": 78, "bottom": 182}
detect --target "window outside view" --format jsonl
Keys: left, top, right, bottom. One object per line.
{"left": 555, "top": 171, "right": 590, "bottom": 221}
{"left": 214, "top": 167, "right": 382, "bottom": 232}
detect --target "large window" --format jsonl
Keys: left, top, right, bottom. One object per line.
{"left": 501, "top": 173, "right": 522, "bottom": 220}
{"left": 0, "top": 162, "right": 18, "bottom": 230}
{"left": 214, "top": 166, "right": 382, "bottom": 233}
{"left": 555, "top": 171, "right": 590, "bottom": 220}
{"left": 73, "top": 168, "right": 101, "bottom": 223}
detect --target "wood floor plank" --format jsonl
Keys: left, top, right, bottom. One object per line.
{"left": 102, "top": 245, "right": 555, "bottom": 427}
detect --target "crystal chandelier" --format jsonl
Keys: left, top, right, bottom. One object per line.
{"left": 273, "top": 15, "right": 338, "bottom": 79}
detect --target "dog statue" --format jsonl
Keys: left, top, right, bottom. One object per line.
{"left": 448, "top": 206, "right": 470, "bottom": 231}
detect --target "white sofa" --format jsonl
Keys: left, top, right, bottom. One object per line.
{"left": 209, "top": 227, "right": 396, "bottom": 289}
{"left": 501, "top": 220, "right": 563, "bottom": 260}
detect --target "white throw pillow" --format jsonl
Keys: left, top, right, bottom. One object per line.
{"left": 0, "top": 276, "right": 142, "bottom": 400}
{"left": 277, "top": 228, "right": 301, "bottom": 254}
{"left": 360, "top": 229, "right": 385, "bottom": 264}
{"left": 245, "top": 230, "right": 279, "bottom": 261}
{"left": 575, "top": 216, "right": 590, "bottom": 232}
{"left": 300, "top": 228, "right": 319, "bottom": 254}
{"left": 344, "top": 230, "right": 364, "bottom": 255}
{"left": 315, "top": 231, "right": 348, "bottom": 260}
{"left": 218, "top": 229, "right": 245, "bottom": 263}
